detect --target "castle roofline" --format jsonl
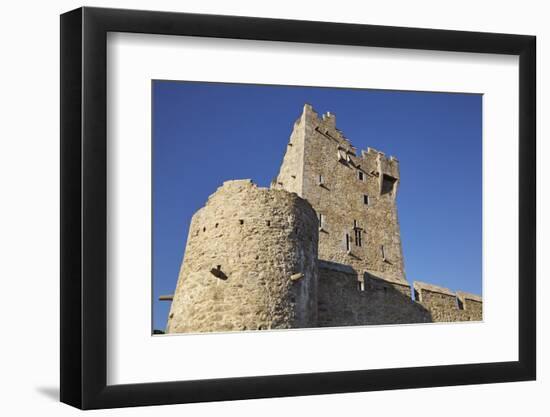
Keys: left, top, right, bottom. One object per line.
{"left": 302, "top": 104, "right": 399, "bottom": 163}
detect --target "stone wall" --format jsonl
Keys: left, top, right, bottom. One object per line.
{"left": 413, "top": 282, "right": 483, "bottom": 322}
{"left": 166, "top": 180, "right": 319, "bottom": 333}
{"left": 318, "top": 261, "right": 431, "bottom": 326}
{"left": 271, "top": 114, "right": 305, "bottom": 195}
{"left": 273, "top": 104, "right": 406, "bottom": 284}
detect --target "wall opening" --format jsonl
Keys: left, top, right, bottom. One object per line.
{"left": 381, "top": 174, "right": 397, "bottom": 195}
{"left": 358, "top": 171, "right": 364, "bottom": 181}
{"left": 354, "top": 229, "right": 362, "bottom": 247}
{"left": 363, "top": 194, "right": 369, "bottom": 205}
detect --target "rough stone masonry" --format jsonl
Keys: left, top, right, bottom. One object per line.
{"left": 165, "top": 104, "right": 482, "bottom": 333}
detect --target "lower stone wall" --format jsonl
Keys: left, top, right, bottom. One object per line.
{"left": 317, "top": 263, "right": 482, "bottom": 327}
{"left": 414, "top": 282, "right": 483, "bottom": 323}
{"left": 317, "top": 261, "right": 431, "bottom": 326}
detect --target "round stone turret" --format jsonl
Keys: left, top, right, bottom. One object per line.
{"left": 166, "top": 180, "right": 319, "bottom": 333}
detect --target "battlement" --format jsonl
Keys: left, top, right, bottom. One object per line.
{"left": 413, "top": 281, "right": 483, "bottom": 321}
{"left": 300, "top": 104, "right": 399, "bottom": 176}
{"left": 316, "top": 262, "right": 481, "bottom": 325}
{"left": 301, "top": 104, "right": 357, "bottom": 155}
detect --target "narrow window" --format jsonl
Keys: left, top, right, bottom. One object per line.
{"left": 353, "top": 221, "right": 362, "bottom": 246}
{"left": 363, "top": 195, "right": 369, "bottom": 205}
{"left": 354, "top": 229, "right": 362, "bottom": 247}
{"left": 345, "top": 233, "right": 350, "bottom": 252}
{"left": 319, "top": 213, "right": 324, "bottom": 229}
{"left": 358, "top": 281, "right": 365, "bottom": 291}
{"left": 358, "top": 171, "right": 364, "bottom": 181}
{"left": 318, "top": 174, "right": 324, "bottom": 185}
{"left": 381, "top": 245, "right": 386, "bottom": 260}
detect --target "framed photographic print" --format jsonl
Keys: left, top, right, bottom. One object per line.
{"left": 60, "top": 6, "right": 536, "bottom": 410}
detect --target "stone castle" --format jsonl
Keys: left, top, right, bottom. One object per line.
{"left": 164, "top": 104, "right": 482, "bottom": 333}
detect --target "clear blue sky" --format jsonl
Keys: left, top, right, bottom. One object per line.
{"left": 152, "top": 80, "right": 482, "bottom": 331}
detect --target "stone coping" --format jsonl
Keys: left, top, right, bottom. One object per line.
{"left": 318, "top": 260, "right": 410, "bottom": 287}
{"left": 456, "top": 291, "right": 483, "bottom": 303}
{"left": 413, "top": 281, "right": 455, "bottom": 297}
{"left": 366, "top": 273, "right": 410, "bottom": 287}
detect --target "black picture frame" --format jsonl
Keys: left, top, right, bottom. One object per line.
{"left": 60, "top": 6, "right": 536, "bottom": 410}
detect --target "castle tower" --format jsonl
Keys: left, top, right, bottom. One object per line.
{"left": 166, "top": 180, "right": 319, "bottom": 333}
{"left": 273, "top": 104, "right": 406, "bottom": 285}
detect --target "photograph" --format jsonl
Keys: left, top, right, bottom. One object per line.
{"left": 152, "top": 81, "right": 483, "bottom": 334}
{"left": 1, "top": 0, "right": 541, "bottom": 414}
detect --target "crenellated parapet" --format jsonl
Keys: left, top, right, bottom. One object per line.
{"left": 413, "top": 281, "right": 483, "bottom": 322}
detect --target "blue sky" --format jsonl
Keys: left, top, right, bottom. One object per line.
{"left": 152, "top": 80, "right": 482, "bottom": 331}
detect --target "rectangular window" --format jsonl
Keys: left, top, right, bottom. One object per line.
{"left": 363, "top": 194, "right": 369, "bottom": 205}
{"left": 354, "top": 229, "right": 362, "bottom": 247}
{"left": 353, "top": 219, "right": 358, "bottom": 229}
{"left": 358, "top": 171, "right": 364, "bottom": 181}
{"left": 318, "top": 174, "right": 324, "bottom": 185}
{"left": 319, "top": 213, "right": 324, "bottom": 229}
{"left": 345, "top": 233, "right": 350, "bottom": 251}
{"left": 381, "top": 245, "right": 386, "bottom": 260}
